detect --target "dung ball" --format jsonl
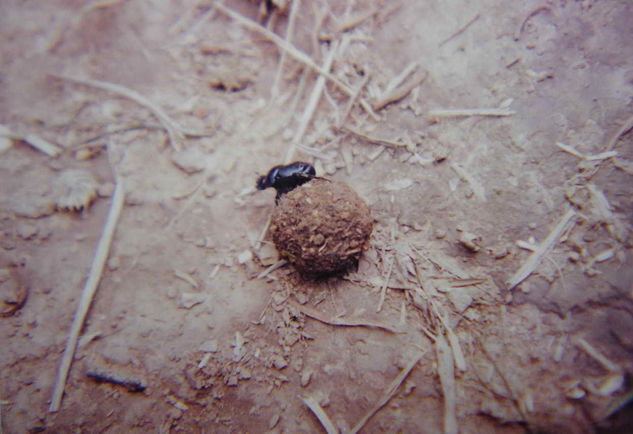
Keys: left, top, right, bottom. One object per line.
{"left": 270, "top": 178, "right": 373, "bottom": 276}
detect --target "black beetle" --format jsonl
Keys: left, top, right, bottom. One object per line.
{"left": 256, "top": 161, "right": 316, "bottom": 204}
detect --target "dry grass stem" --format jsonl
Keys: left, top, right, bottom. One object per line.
{"left": 339, "top": 74, "right": 370, "bottom": 126}
{"left": 292, "top": 301, "right": 401, "bottom": 334}
{"left": 439, "top": 13, "right": 480, "bottom": 47}
{"left": 215, "top": 3, "right": 353, "bottom": 96}
{"left": 336, "top": 8, "right": 378, "bottom": 33}
{"left": 605, "top": 114, "right": 633, "bottom": 151}
{"left": 429, "top": 108, "right": 515, "bottom": 118}
{"left": 507, "top": 208, "right": 576, "bottom": 290}
{"left": 173, "top": 270, "right": 199, "bottom": 289}
{"left": 556, "top": 142, "right": 618, "bottom": 161}
{"left": 514, "top": 6, "right": 553, "bottom": 41}
{"left": 285, "top": 39, "right": 339, "bottom": 163}
{"left": 436, "top": 334, "right": 458, "bottom": 434}
{"left": 382, "top": 62, "right": 419, "bottom": 96}
{"left": 257, "top": 260, "right": 288, "bottom": 280}
{"left": 49, "top": 179, "right": 125, "bottom": 412}
{"left": 575, "top": 337, "right": 620, "bottom": 373}
{"left": 350, "top": 353, "right": 423, "bottom": 434}
{"left": 53, "top": 75, "right": 206, "bottom": 151}
{"left": 1, "top": 126, "right": 63, "bottom": 157}
{"left": 338, "top": 126, "right": 408, "bottom": 149}
{"left": 271, "top": 0, "right": 300, "bottom": 98}
{"left": 303, "top": 396, "right": 338, "bottom": 434}
{"left": 372, "top": 71, "right": 427, "bottom": 111}
{"left": 376, "top": 257, "right": 394, "bottom": 312}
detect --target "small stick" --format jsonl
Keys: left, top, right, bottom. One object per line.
{"left": 605, "top": 114, "right": 633, "bottom": 151}
{"left": 292, "top": 301, "right": 401, "bottom": 334}
{"left": 436, "top": 334, "right": 458, "bottom": 434}
{"left": 338, "top": 126, "right": 408, "bottom": 149}
{"left": 49, "top": 180, "right": 125, "bottom": 412}
{"left": 339, "top": 74, "right": 370, "bottom": 126}
{"left": 257, "top": 260, "right": 287, "bottom": 280}
{"left": 382, "top": 62, "right": 419, "bottom": 97}
{"left": 575, "top": 337, "right": 620, "bottom": 373}
{"left": 371, "top": 72, "right": 427, "bottom": 112}
{"left": 336, "top": 8, "right": 378, "bottom": 33}
{"left": 376, "top": 257, "right": 394, "bottom": 313}
{"left": 506, "top": 208, "right": 575, "bottom": 290}
{"left": 303, "top": 396, "right": 338, "bottom": 434}
{"left": 514, "top": 6, "right": 552, "bottom": 41}
{"left": 349, "top": 353, "right": 423, "bottom": 434}
{"left": 52, "top": 75, "right": 207, "bottom": 151}
{"left": 1, "top": 127, "right": 62, "bottom": 157}
{"left": 285, "top": 39, "right": 339, "bottom": 163}
{"left": 439, "top": 13, "right": 480, "bottom": 47}
{"left": 215, "top": 3, "right": 354, "bottom": 97}
{"left": 428, "top": 108, "right": 515, "bottom": 118}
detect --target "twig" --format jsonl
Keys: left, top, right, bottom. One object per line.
{"left": 371, "top": 71, "right": 427, "bottom": 112}
{"left": 514, "top": 6, "right": 553, "bottom": 41}
{"left": 436, "top": 334, "right": 458, "bottom": 434}
{"left": 339, "top": 74, "right": 370, "bottom": 126}
{"left": 52, "top": 75, "right": 207, "bottom": 151}
{"left": 605, "top": 114, "right": 633, "bottom": 151}
{"left": 303, "top": 396, "right": 338, "bottom": 434}
{"left": 349, "top": 353, "right": 423, "bottom": 434}
{"left": 257, "top": 260, "right": 288, "bottom": 280}
{"left": 49, "top": 179, "right": 125, "bottom": 412}
{"left": 376, "top": 257, "right": 394, "bottom": 313}
{"left": 214, "top": 3, "right": 353, "bottom": 96}
{"left": 506, "top": 208, "right": 576, "bottom": 290}
{"left": 291, "top": 301, "right": 401, "bottom": 334}
{"left": 271, "top": 0, "right": 300, "bottom": 99}
{"left": 428, "top": 108, "right": 515, "bottom": 118}
{"left": 555, "top": 142, "right": 618, "bottom": 161}
{"left": 1, "top": 126, "right": 62, "bottom": 157}
{"left": 284, "top": 39, "right": 339, "bottom": 163}
{"left": 575, "top": 337, "right": 620, "bottom": 373}
{"left": 439, "top": 13, "right": 480, "bottom": 47}
{"left": 338, "top": 126, "right": 408, "bottom": 149}
{"left": 336, "top": 8, "right": 378, "bottom": 33}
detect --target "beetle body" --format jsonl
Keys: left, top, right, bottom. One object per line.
{"left": 257, "top": 161, "right": 316, "bottom": 204}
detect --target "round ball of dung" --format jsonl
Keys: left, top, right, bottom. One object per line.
{"left": 271, "top": 178, "right": 373, "bottom": 276}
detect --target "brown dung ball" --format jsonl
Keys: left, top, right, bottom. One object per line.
{"left": 271, "top": 178, "right": 373, "bottom": 276}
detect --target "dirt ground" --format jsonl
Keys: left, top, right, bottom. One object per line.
{"left": 1, "top": 0, "right": 633, "bottom": 432}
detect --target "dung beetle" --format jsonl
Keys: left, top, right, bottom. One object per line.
{"left": 256, "top": 161, "right": 316, "bottom": 204}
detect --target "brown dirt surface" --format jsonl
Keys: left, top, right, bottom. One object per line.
{"left": 271, "top": 178, "right": 373, "bottom": 276}
{"left": 1, "top": 0, "right": 633, "bottom": 433}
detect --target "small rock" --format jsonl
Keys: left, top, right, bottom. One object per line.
{"left": 107, "top": 256, "right": 120, "bottom": 271}
{"left": 166, "top": 288, "right": 177, "bottom": 299}
{"left": 179, "top": 292, "right": 207, "bottom": 309}
{"left": 271, "top": 354, "right": 288, "bottom": 370}
{"left": 237, "top": 249, "right": 253, "bottom": 265}
{"left": 16, "top": 222, "right": 39, "bottom": 240}
{"left": 98, "top": 182, "right": 115, "bottom": 197}
{"left": 300, "top": 370, "right": 312, "bottom": 387}
{"left": 171, "top": 147, "right": 216, "bottom": 174}
{"left": 457, "top": 229, "right": 481, "bottom": 253}
{"left": 268, "top": 414, "right": 280, "bottom": 430}
{"left": 384, "top": 178, "right": 413, "bottom": 191}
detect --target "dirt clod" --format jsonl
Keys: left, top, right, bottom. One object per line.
{"left": 271, "top": 179, "right": 373, "bottom": 277}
